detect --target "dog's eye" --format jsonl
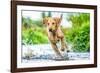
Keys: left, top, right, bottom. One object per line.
{"left": 52, "top": 22, "right": 55, "bottom": 25}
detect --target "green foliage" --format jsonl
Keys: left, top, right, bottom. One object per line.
{"left": 71, "top": 24, "right": 89, "bottom": 52}
{"left": 67, "top": 13, "right": 90, "bottom": 27}
{"left": 22, "top": 27, "right": 48, "bottom": 45}
{"left": 22, "top": 17, "right": 48, "bottom": 45}
{"left": 22, "top": 17, "right": 43, "bottom": 28}
{"left": 65, "top": 13, "right": 90, "bottom": 52}
{"left": 22, "top": 17, "right": 33, "bottom": 28}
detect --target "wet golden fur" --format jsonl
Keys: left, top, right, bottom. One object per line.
{"left": 43, "top": 17, "right": 68, "bottom": 58}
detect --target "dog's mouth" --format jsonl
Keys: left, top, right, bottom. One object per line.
{"left": 49, "top": 29, "right": 56, "bottom": 32}
{"left": 49, "top": 29, "right": 56, "bottom": 35}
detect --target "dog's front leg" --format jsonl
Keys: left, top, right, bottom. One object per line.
{"left": 61, "top": 38, "right": 68, "bottom": 51}
{"left": 51, "top": 43, "right": 63, "bottom": 58}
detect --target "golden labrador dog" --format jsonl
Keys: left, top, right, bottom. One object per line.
{"left": 43, "top": 16, "right": 68, "bottom": 58}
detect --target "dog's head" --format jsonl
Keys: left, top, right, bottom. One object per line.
{"left": 43, "top": 17, "right": 62, "bottom": 32}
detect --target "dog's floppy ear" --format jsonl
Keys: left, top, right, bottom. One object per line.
{"left": 53, "top": 17, "right": 61, "bottom": 25}
{"left": 43, "top": 17, "right": 48, "bottom": 25}
{"left": 54, "top": 14, "right": 62, "bottom": 25}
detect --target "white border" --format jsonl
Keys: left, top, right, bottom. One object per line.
{"left": 17, "top": 5, "right": 94, "bottom": 68}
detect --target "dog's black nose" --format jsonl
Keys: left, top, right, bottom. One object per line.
{"left": 49, "top": 29, "right": 52, "bottom": 32}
